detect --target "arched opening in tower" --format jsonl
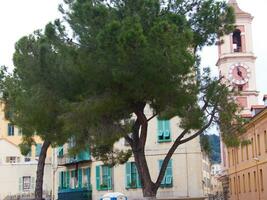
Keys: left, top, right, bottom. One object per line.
{"left": 232, "top": 29, "right": 242, "bottom": 52}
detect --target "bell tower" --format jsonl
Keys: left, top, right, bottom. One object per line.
{"left": 217, "top": 0, "right": 258, "bottom": 115}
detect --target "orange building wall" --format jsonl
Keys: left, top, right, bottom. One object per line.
{"left": 227, "top": 108, "right": 267, "bottom": 200}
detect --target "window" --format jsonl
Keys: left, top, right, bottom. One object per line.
{"left": 59, "top": 171, "right": 66, "bottom": 189}
{"left": 23, "top": 176, "right": 31, "bottom": 190}
{"left": 6, "top": 156, "right": 17, "bottom": 163}
{"left": 238, "top": 176, "right": 241, "bottom": 193}
{"left": 57, "top": 146, "right": 64, "bottom": 157}
{"left": 35, "top": 143, "right": 42, "bottom": 157}
{"left": 260, "top": 169, "right": 264, "bottom": 191}
{"left": 251, "top": 138, "right": 255, "bottom": 158}
{"left": 8, "top": 123, "right": 14, "bottom": 136}
{"left": 248, "top": 172, "right": 251, "bottom": 192}
{"left": 59, "top": 171, "right": 77, "bottom": 190}
{"left": 66, "top": 171, "right": 70, "bottom": 189}
{"left": 232, "top": 29, "right": 242, "bottom": 52}
{"left": 229, "top": 178, "right": 232, "bottom": 194}
{"left": 246, "top": 144, "right": 249, "bottom": 160}
{"left": 125, "top": 162, "right": 141, "bottom": 189}
{"left": 158, "top": 159, "right": 173, "bottom": 187}
{"left": 257, "top": 134, "right": 261, "bottom": 155}
{"left": 232, "top": 149, "right": 235, "bottom": 166}
{"left": 236, "top": 148, "right": 239, "bottom": 164}
{"left": 70, "top": 170, "right": 76, "bottom": 188}
{"left": 19, "top": 176, "right": 34, "bottom": 191}
{"left": 264, "top": 131, "right": 267, "bottom": 152}
{"left": 243, "top": 174, "right": 246, "bottom": 193}
{"left": 157, "top": 119, "right": 171, "bottom": 142}
{"left": 241, "top": 145, "right": 244, "bottom": 161}
{"left": 96, "top": 165, "right": 112, "bottom": 190}
{"left": 78, "top": 168, "right": 82, "bottom": 188}
{"left": 254, "top": 171, "right": 257, "bottom": 192}
{"left": 234, "top": 177, "right": 236, "bottom": 194}
{"left": 82, "top": 168, "right": 90, "bottom": 188}
{"left": 238, "top": 85, "right": 243, "bottom": 91}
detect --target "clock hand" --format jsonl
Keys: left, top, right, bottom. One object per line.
{"left": 237, "top": 66, "right": 243, "bottom": 77}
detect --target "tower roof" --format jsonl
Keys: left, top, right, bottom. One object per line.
{"left": 228, "top": 0, "right": 252, "bottom": 18}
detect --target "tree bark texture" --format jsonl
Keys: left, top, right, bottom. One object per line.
{"left": 134, "top": 150, "right": 157, "bottom": 198}
{"left": 35, "top": 140, "right": 51, "bottom": 200}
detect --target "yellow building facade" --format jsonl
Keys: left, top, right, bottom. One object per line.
{"left": 228, "top": 107, "right": 267, "bottom": 200}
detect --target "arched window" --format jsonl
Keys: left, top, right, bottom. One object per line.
{"left": 232, "top": 29, "right": 242, "bottom": 52}
{"left": 237, "top": 85, "right": 243, "bottom": 91}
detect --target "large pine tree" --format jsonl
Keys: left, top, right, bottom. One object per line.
{"left": 0, "top": 0, "right": 244, "bottom": 199}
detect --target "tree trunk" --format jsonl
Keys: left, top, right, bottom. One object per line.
{"left": 133, "top": 149, "right": 158, "bottom": 199}
{"left": 35, "top": 140, "right": 51, "bottom": 200}
{"left": 142, "top": 197, "right": 157, "bottom": 200}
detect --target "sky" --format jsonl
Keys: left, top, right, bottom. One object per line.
{"left": 0, "top": 0, "right": 266, "bottom": 100}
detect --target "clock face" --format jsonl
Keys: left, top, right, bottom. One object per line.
{"left": 228, "top": 63, "right": 250, "bottom": 85}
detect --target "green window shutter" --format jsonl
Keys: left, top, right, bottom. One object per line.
{"left": 66, "top": 171, "right": 70, "bottom": 188}
{"left": 131, "top": 163, "right": 138, "bottom": 188}
{"left": 165, "top": 160, "right": 173, "bottom": 186}
{"left": 163, "top": 120, "right": 171, "bottom": 139}
{"left": 96, "top": 165, "right": 101, "bottom": 190}
{"left": 158, "top": 160, "right": 166, "bottom": 185}
{"left": 78, "top": 168, "right": 82, "bottom": 188}
{"left": 57, "top": 146, "right": 64, "bottom": 157}
{"left": 62, "top": 171, "right": 66, "bottom": 188}
{"left": 157, "top": 119, "right": 164, "bottom": 140}
{"left": 35, "top": 144, "right": 42, "bottom": 157}
{"left": 19, "top": 177, "right": 22, "bottom": 192}
{"left": 60, "top": 171, "right": 64, "bottom": 189}
{"left": 125, "top": 162, "right": 131, "bottom": 188}
{"left": 135, "top": 163, "right": 142, "bottom": 188}
{"left": 58, "top": 172, "right": 62, "bottom": 189}
{"left": 107, "top": 166, "right": 112, "bottom": 190}
{"left": 86, "top": 167, "right": 91, "bottom": 187}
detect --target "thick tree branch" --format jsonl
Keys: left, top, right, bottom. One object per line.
{"left": 124, "top": 135, "right": 133, "bottom": 147}
{"left": 155, "top": 90, "right": 218, "bottom": 188}
{"left": 147, "top": 113, "right": 157, "bottom": 122}
{"left": 155, "top": 128, "right": 189, "bottom": 188}
{"left": 179, "top": 106, "right": 217, "bottom": 145}
{"left": 135, "top": 110, "right": 148, "bottom": 148}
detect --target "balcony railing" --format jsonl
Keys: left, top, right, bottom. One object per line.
{"left": 58, "top": 151, "right": 91, "bottom": 166}
{"left": 58, "top": 185, "right": 92, "bottom": 200}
